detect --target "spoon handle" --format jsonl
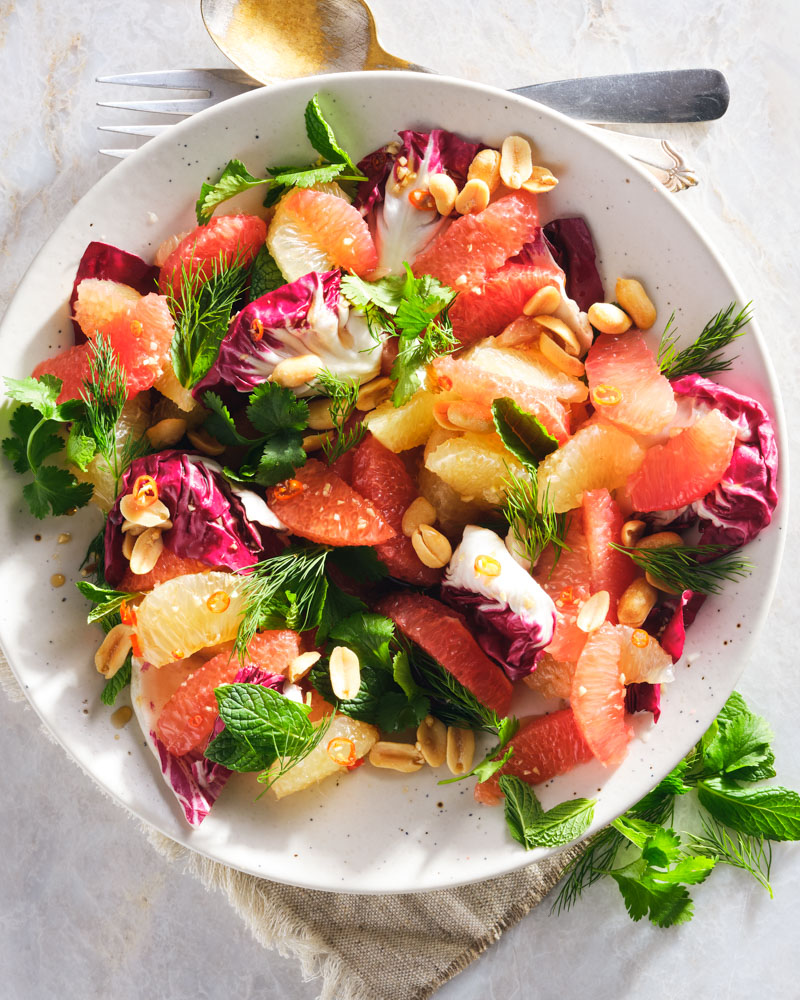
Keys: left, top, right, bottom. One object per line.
{"left": 511, "top": 68, "right": 729, "bottom": 124}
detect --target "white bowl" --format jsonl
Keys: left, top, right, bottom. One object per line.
{"left": 0, "top": 71, "right": 786, "bottom": 893}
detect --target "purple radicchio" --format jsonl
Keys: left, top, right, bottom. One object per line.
{"left": 512, "top": 230, "right": 594, "bottom": 354}
{"left": 644, "top": 589, "right": 706, "bottom": 663}
{"left": 192, "top": 268, "right": 382, "bottom": 399}
{"left": 104, "top": 451, "right": 275, "bottom": 586}
{"left": 353, "top": 129, "right": 481, "bottom": 275}
{"left": 671, "top": 374, "right": 779, "bottom": 550}
{"left": 70, "top": 242, "right": 159, "bottom": 343}
{"left": 542, "top": 218, "right": 605, "bottom": 313}
{"left": 441, "top": 525, "right": 556, "bottom": 681}
{"left": 625, "top": 682, "right": 661, "bottom": 723}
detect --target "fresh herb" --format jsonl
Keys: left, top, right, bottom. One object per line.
{"left": 235, "top": 544, "right": 331, "bottom": 658}
{"left": 202, "top": 383, "right": 308, "bottom": 486}
{"left": 204, "top": 682, "right": 333, "bottom": 789}
{"left": 407, "top": 645, "right": 499, "bottom": 733}
{"left": 166, "top": 254, "right": 250, "bottom": 388}
{"left": 500, "top": 775, "right": 596, "bottom": 850}
{"left": 249, "top": 244, "right": 286, "bottom": 300}
{"left": 658, "top": 302, "right": 752, "bottom": 379}
{"left": 2, "top": 375, "right": 93, "bottom": 518}
{"left": 552, "top": 692, "right": 800, "bottom": 927}
{"left": 503, "top": 465, "right": 569, "bottom": 568}
{"left": 304, "top": 93, "right": 359, "bottom": 173}
{"left": 75, "top": 580, "right": 140, "bottom": 626}
{"left": 315, "top": 368, "right": 367, "bottom": 462}
{"left": 196, "top": 159, "right": 269, "bottom": 224}
{"left": 100, "top": 657, "right": 132, "bottom": 706}
{"left": 492, "top": 397, "right": 559, "bottom": 467}
{"left": 439, "top": 715, "right": 520, "bottom": 785}
{"left": 610, "top": 542, "right": 752, "bottom": 595}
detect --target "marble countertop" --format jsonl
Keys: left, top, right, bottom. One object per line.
{"left": 2, "top": 0, "right": 799, "bottom": 997}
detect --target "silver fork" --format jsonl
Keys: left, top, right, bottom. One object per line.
{"left": 97, "top": 68, "right": 698, "bottom": 192}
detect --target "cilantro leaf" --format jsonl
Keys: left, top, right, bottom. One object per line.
{"left": 492, "top": 397, "right": 559, "bottom": 467}
{"left": 255, "top": 431, "right": 307, "bottom": 486}
{"left": 247, "top": 381, "right": 310, "bottom": 437}
{"left": 196, "top": 159, "right": 268, "bottom": 224}
{"left": 329, "top": 612, "right": 395, "bottom": 669}
{"left": 315, "top": 580, "right": 366, "bottom": 646}
{"left": 340, "top": 273, "right": 406, "bottom": 314}
{"left": 202, "top": 392, "right": 249, "bottom": 447}
{"left": 249, "top": 244, "right": 286, "bottom": 300}
{"left": 328, "top": 545, "right": 389, "bottom": 584}
{"left": 391, "top": 318, "right": 458, "bottom": 406}
{"left": 23, "top": 466, "right": 93, "bottom": 519}
{"left": 697, "top": 779, "right": 800, "bottom": 841}
{"left": 3, "top": 405, "right": 64, "bottom": 472}
{"left": 304, "top": 93, "right": 359, "bottom": 172}
{"left": 4, "top": 374, "right": 63, "bottom": 418}
{"left": 100, "top": 656, "right": 131, "bottom": 706}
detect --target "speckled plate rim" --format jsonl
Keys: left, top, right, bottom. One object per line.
{"left": 0, "top": 71, "right": 787, "bottom": 893}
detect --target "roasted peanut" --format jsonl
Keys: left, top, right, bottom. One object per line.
{"left": 467, "top": 148, "right": 502, "bottom": 193}
{"left": 587, "top": 302, "right": 632, "bottom": 335}
{"left": 576, "top": 590, "right": 610, "bottom": 633}
{"left": 499, "top": 135, "right": 533, "bottom": 189}
{"left": 122, "top": 532, "right": 136, "bottom": 561}
{"left": 455, "top": 178, "right": 490, "bottom": 215}
{"left": 271, "top": 353, "right": 323, "bottom": 388}
{"left": 186, "top": 427, "right": 226, "bottom": 456}
{"left": 446, "top": 727, "right": 475, "bottom": 776}
{"left": 533, "top": 314, "right": 581, "bottom": 356}
{"left": 617, "top": 578, "right": 659, "bottom": 627}
{"left": 287, "top": 651, "right": 321, "bottom": 684}
{"left": 523, "top": 284, "right": 561, "bottom": 317}
{"left": 521, "top": 164, "right": 558, "bottom": 193}
{"left": 411, "top": 524, "right": 452, "bottom": 569}
{"left": 302, "top": 431, "right": 334, "bottom": 453}
{"left": 129, "top": 526, "right": 164, "bottom": 575}
{"left": 620, "top": 519, "right": 647, "bottom": 547}
{"left": 119, "top": 494, "right": 171, "bottom": 527}
{"left": 402, "top": 496, "right": 437, "bottom": 538}
{"left": 146, "top": 417, "right": 187, "bottom": 449}
{"left": 444, "top": 400, "right": 494, "bottom": 433}
{"left": 428, "top": 173, "right": 458, "bottom": 215}
{"left": 616, "top": 278, "right": 656, "bottom": 330}
{"left": 356, "top": 376, "right": 393, "bottom": 412}
{"left": 369, "top": 741, "right": 425, "bottom": 772}
{"left": 636, "top": 531, "right": 684, "bottom": 551}
{"left": 539, "top": 333, "right": 586, "bottom": 377}
{"left": 95, "top": 623, "right": 132, "bottom": 677}
{"left": 329, "top": 645, "right": 361, "bottom": 700}
{"left": 307, "top": 398, "right": 337, "bottom": 430}
{"left": 416, "top": 715, "right": 447, "bottom": 768}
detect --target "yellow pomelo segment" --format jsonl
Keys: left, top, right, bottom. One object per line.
{"left": 270, "top": 715, "right": 379, "bottom": 799}
{"left": 366, "top": 389, "right": 438, "bottom": 452}
{"left": 135, "top": 572, "right": 245, "bottom": 667}
{"left": 617, "top": 624, "right": 674, "bottom": 683}
{"left": 425, "top": 431, "right": 525, "bottom": 506}
{"left": 466, "top": 341, "right": 589, "bottom": 403}
{"left": 418, "top": 466, "right": 494, "bottom": 535}
{"left": 75, "top": 395, "right": 151, "bottom": 512}
{"left": 537, "top": 422, "right": 645, "bottom": 513}
{"left": 153, "top": 364, "right": 202, "bottom": 414}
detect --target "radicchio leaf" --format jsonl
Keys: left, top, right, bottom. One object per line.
{"left": 644, "top": 589, "right": 706, "bottom": 663}
{"left": 625, "top": 682, "right": 661, "bottom": 723}
{"left": 542, "top": 217, "right": 604, "bottom": 312}
{"left": 151, "top": 733, "right": 231, "bottom": 826}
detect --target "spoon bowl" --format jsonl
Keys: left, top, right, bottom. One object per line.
{"left": 201, "top": 0, "right": 428, "bottom": 83}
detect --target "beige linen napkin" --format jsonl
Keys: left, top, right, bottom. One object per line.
{"left": 2, "top": 658, "right": 580, "bottom": 1000}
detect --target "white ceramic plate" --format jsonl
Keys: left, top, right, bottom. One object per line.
{"left": 0, "top": 72, "right": 786, "bottom": 893}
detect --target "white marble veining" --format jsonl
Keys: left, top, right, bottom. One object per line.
{"left": 2, "top": 0, "right": 800, "bottom": 997}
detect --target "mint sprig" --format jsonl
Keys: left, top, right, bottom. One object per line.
{"left": 500, "top": 775, "right": 596, "bottom": 850}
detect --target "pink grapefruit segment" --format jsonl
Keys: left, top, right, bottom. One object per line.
{"left": 412, "top": 190, "right": 539, "bottom": 288}
{"left": 582, "top": 489, "right": 638, "bottom": 624}
{"left": 571, "top": 623, "right": 632, "bottom": 768}
{"left": 533, "top": 509, "right": 591, "bottom": 662}
{"left": 32, "top": 342, "right": 93, "bottom": 403}
{"left": 268, "top": 458, "right": 395, "bottom": 547}
{"left": 627, "top": 408, "right": 737, "bottom": 512}
{"left": 474, "top": 709, "right": 593, "bottom": 805}
{"left": 375, "top": 591, "right": 513, "bottom": 717}
{"left": 585, "top": 331, "right": 676, "bottom": 436}
{"left": 158, "top": 214, "right": 267, "bottom": 295}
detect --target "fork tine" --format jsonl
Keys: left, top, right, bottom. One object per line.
{"left": 96, "top": 70, "right": 213, "bottom": 93}
{"left": 99, "top": 148, "right": 136, "bottom": 160}
{"left": 97, "top": 97, "right": 217, "bottom": 115}
{"left": 97, "top": 124, "right": 173, "bottom": 138}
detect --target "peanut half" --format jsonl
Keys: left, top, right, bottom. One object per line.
{"left": 369, "top": 741, "right": 425, "bottom": 772}
{"left": 455, "top": 178, "right": 490, "bottom": 216}
{"left": 416, "top": 715, "right": 447, "bottom": 767}
{"left": 329, "top": 645, "right": 361, "bottom": 700}
{"left": 620, "top": 519, "right": 647, "bottom": 547}
{"left": 146, "top": 417, "right": 187, "bottom": 450}
{"left": 411, "top": 524, "right": 452, "bottom": 569}
{"left": 523, "top": 284, "right": 561, "bottom": 317}
{"left": 587, "top": 302, "right": 632, "bottom": 336}
{"left": 95, "top": 623, "right": 133, "bottom": 678}
{"left": 521, "top": 165, "right": 559, "bottom": 193}
{"left": 617, "top": 578, "right": 659, "bottom": 628}
{"left": 467, "top": 149, "right": 502, "bottom": 193}
{"left": 401, "top": 496, "right": 438, "bottom": 538}
{"left": 616, "top": 278, "right": 656, "bottom": 330}
{"left": 533, "top": 314, "right": 581, "bottom": 356}
{"left": 287, "top": 651, "right": 321, "bottom": 684}
{"left": 539, "top": 333, "right": 586, "bottom": 378}
{"left": 576, "top": 590, "right": 610, "bottom": 633}
{"left": 446, "top": 727, "right": 475, "bottom": 776}
{"left": 271, "top": 353, "right": 323, "bottom": 388}
{"left": 129, "top": 526, "right": 165, "bottom": 576}
{"left": 186, "top": 427, "right": 226, "bottom": 456}
{"left": 499, "top": 135, "right": 533, "bottom": 189}
{"left": 429, "top": 173, "right": 458, "bottom": 215}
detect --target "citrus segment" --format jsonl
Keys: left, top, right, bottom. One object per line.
{"left": 433, "top": 354, "right": 570, "bottom": 445}
{"left": 158, "top": 214, "right": 267, "bottom": 295}
{"left": 585, "top": 331, "right": 676, "bottom": 436}
{"left": 523, "top": 651, "right": 575, "bottom": 700}
{"left": 365, "top": 389, "right": 438, "bottom": 452}
{"left": 616, "top": 625, "right": 674, "bottom": 684}
{"left": 412, "top": 189, "right": 539, "bottom": 288}
{"left": 375, "top": 591, "right": 513, "bottom": 717}
{"left": 533, "top": 511, "right": 591, "bottom": 663}
{"left": 270, "top": 715, "right": 379, "bottom": 799}
{"left": 76, "top": 395, "right": 152, "bottom": 512}
{"left": 627, "top": 408, "right": 737, "bottom": 511}
{"left": 582, "top": 489, "right": 638, "bottom": 624}
{"left": 417, "top": 465, "right": 494, "bottom": 536}
{"left": 267, "top": 188, "right": 377, "bottom": 282}
{"left": 156, "top": 650, "right": 241, "bottom": 756}
{"left": 424, "top": 431, "right": 523, "bottom": 507}
{"left": 267, "top": 458, "right": 395, "bottom": 546}
{"left": 466, "top": 340, "right": 588, "bottom": 404}
{"left": 351, "top": 434, "right": 441, "bottom": 586}
{"left": 134, "top": 571, "right": 245, "bottom": 667}
{"left": 119, "top": 548, "right": 213, "bottom": 593}
{"left": 571, "top": 623, "right": 632, "bottom": 768}
{"left": 33, "top": 342, "right": 93, "bottom": 403}
{"left": 536, "top": 422, "right": 645, "bottom": 512}
{"left": 474, "top": 709, "right": 593, "bottom": 805}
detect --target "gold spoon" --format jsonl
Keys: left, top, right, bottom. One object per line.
{"left": 200, "top": 0, "right": 429, "bottom": 83}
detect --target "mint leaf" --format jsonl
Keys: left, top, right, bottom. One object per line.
{"left": 267, "top": 161, "right": 348, "bottom": 190}
{"left": 315, "top": 580, "right": 366, "bottom": 646}
{"left": 65, "top": 423, "right": 97, "bottom": 471}
{"left": 499, "top": 775, "right": 595, "bottom": 849}
{"left": 304, "top": 93, "right": 359, "bottom": 172}
{"left": 329, "top": 545, "right": 389, "bottom": 584}
{"left": 196, "top": 159, "right": 267, "bottom": 224}
{"left": 697, "top": 778, "right": 800, "bottom": 841}
{"left": 492, "top": 397, "right": 559, "bottom": 467}
{"left": 499, "top": 775, "right": 544, "bottom": 847}
{"left": 701, "top": 692, "right": 774, "bottom": 779}
{"left": 214, "top": 682, "right": 314, "bottom": 757}
{"left": 204, "top": 726, "right": 273, "bottom": 772}
{"left": 250, "top": 244, "right": 286, "bottom": 300}
{"left": 100, "top": 656, "right": 131, "bottom": 706}
{"left": 76, "top": 580, "right": 139, "bottom": 625}
{"left": 329, "top": 612, "right": 395, "bottom": 669}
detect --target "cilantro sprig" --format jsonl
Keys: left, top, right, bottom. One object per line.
{"left": 202, "top": 383, "right": 308, "bottom": 486}
{"left": 553, "top": 692, "right": 800, "bottom": 926}
{"left": 2, "top": 375, "right": 93, "bottom": 518}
